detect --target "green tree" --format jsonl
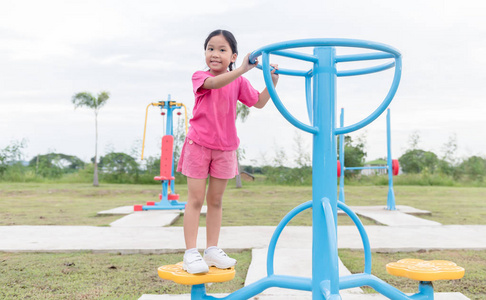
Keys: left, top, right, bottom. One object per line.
{"left": 72, "top": 91, "right": 110, "bottom": 186}
{"left": 0, "top": 139, "right": 26, "bottom": 177}
{"left": 457, "top": 156, "right": 486, "bottom": 182}
{"left": 399, "top": 131, "right": 439, "bottom": 174}
{"left": 338, "top": 135, "right": 367, "bottom": 178}
{"left": 438, "top": 134, "right": 458, "bottom": 176}
{"left": 399, "top": 149, "right": 439, "bottom": 174}
{"left": 143, "top": 156, "right": 161, "bottom": 177}
{"left": 98, "top": 152, "right": 139, "bottom": 182}
{"left": 408, "top": 130, "right": 421, "bottom": 150}
{"left": 28, "top": 153, "right": 85, "bottom": 178}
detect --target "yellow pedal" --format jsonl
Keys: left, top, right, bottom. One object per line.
{"left": 386, "top": 259, "right": 464, "bottom": 281}
{"left": 158, "top": 262, "right": 235, "bottom": 285}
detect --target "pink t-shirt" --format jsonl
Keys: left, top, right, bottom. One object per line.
{"left": 187, "top": 70, "right": 259, "bottom": 151}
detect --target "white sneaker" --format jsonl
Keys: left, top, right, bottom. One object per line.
{"left": 183, "top": 250, "right": 209, "bottom": 274}
{"left": 204, "top": 247, "right": 237, "bottom": 269}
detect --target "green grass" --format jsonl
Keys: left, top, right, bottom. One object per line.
{"left": 0, "top": 183, "right": 162, "bottom": 226}
{"left": 1, "top": 182, "right": 485, "bottom": 299}
{"left": 0, "top": 251, "right": 251, "bottom": 300}
{"left": 1, "top": 182, "right": 485, "bottom": 226}
{"left": 342, "top": 185, "right": 486, "bottom": 225}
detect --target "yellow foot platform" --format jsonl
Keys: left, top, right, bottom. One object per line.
{"left": 158, "top": 262, "right": 235, "bottom": 285}
{"left": 386, "top": 259, "right": 465, "bottom": 281}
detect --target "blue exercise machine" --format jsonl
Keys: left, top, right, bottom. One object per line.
{"left": 157, "top": 39, "right": 464, "bottom": 299}
{"left": 134, "top": 94, "right": 188, "bottom": 211}
{"left": 338, "top": 107, "right": 399, "bottom": 210}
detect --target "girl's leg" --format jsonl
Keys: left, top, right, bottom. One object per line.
{"left": 205, "top": 176, "right": 228, "bottom": 247}
{"left": 183, "top": 177, "right": 207, "bottom": 249}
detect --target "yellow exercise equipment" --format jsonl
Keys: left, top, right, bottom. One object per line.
{"left": 158, "top": 262, "right": 235, "bottom": 285}
{"left": 386, "top": 259, "right": 465, "bottom": 281}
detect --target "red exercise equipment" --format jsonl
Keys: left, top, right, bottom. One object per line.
{"left": 154, "top": 135, "right": 176, "bottom": 181}
{"left": 392, "top": 159, "right": 399, "bottom": 176}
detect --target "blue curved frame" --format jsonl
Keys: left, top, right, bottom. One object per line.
{"left": 186, "top": 39, "right": 436, "bottom": 300}
{"left": 249, "top": 38, "right": 402, "bottom": 136}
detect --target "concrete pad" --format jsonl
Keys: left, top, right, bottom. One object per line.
{"left": 139, "top": 292, "right": 469, "bottom": 299}
{"left": 349, "top": 206, "right": 441, "bottom": 226}
{"left": 244, "top": 248, "right": 363, "bottom": 296}
{"left": 347, "top": 205, "right": 431, "bottom": 215}
{"left": 109, "top": 206, "right": 208, "bottom": 227}
{"left": 393, "top": 205, "right": 432, "bottom": 215}
{"left": 98, "top": 206, "right": 136, "bottom": 215}
{"left": 110, "top": 211, "right": 181, "bottom": 227}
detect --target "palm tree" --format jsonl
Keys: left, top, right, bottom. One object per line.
{"left": 72, "top": 91, "right": 110, "bottom": 186}
{"left": 235, "top": 103, "right": 250, "bottom": 188}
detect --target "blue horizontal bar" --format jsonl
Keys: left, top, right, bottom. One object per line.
{"left": 142, "top": 201, "right": 186, "bottom": 210}
{"left": 337, "top": 61, "right": 395, "bottom": 77}
{"left": 345, "top": 166, "right": 387, "bottom": 170}
{"left": 335, "top": 52, "right": 394, "bottom": 62}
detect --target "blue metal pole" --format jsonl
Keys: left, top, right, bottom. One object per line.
{"left": 165, "top": 95, "right": 176, "bottom": 194}
{"left": 339, "top": 108, "right": 345, "bottom": 203}
{"left": 386, "top": 109, "right": 396, "bottom": 210}
{"left": 346, "top": 166, "right": 387, "bottom": 171}
{"left": 312, "top": 46, "right": 339, "bottom": 299}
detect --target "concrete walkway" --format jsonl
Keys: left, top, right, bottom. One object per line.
{"left": 2, "top": 225, "right": 485, "bottom": 253}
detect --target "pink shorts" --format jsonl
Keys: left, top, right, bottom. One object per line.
{"left": 177, "top": 138, "right": 238, "bottom": 179}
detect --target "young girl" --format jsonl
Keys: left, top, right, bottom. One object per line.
{"left": 177, "top": 29, "right": 279, "bottom": 274}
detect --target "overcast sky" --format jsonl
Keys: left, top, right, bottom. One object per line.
{"left": 1, "top": 0, "right": 485, "bottom": 166}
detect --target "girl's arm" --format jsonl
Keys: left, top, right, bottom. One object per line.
{"left": 203, "top": 53, "right": 257, "bottom": 90}
{"left": 254, "top": 64, "right": 279, "bottom": 109}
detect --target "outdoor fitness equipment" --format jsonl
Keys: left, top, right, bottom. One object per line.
{"left": 338, "top": 108, "right": 399, "bottom": 210}
{"left": 158, "top": 39, "right": 464, "bottom": 299}
{"left": 134, "top": 95, "right": 188, "bottom": 211}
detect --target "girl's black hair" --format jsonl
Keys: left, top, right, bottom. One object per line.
{"left": 204, "top": 29, "right": 238, "bottom": 71}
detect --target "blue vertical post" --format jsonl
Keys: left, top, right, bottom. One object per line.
{"left": 338, "top": 108, "right": 345, "bottom": 203}
{"left": 312, "top": 47, "right": 340, "bottom": 300}
{"left": 164, "top": 94, "right": 176, "bottom": 194}
{"left": 165, "top": 94, "right": 174, "bottom": 136}
{"left": 386, "top": 108, "right": 396, "bottom": 210}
